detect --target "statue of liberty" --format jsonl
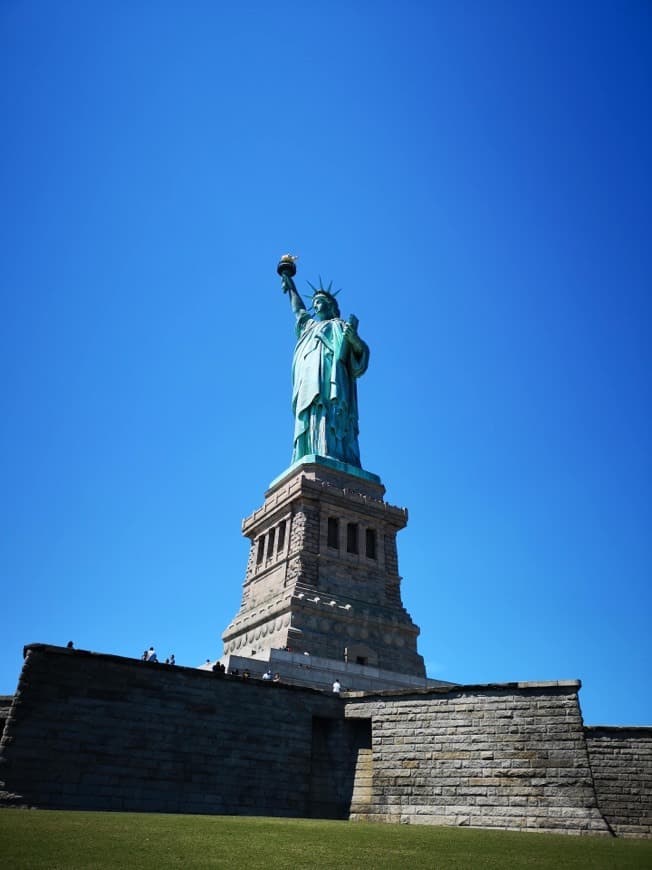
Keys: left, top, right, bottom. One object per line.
{"left": 277, "top": 255, "right": 369, "bottom": 468}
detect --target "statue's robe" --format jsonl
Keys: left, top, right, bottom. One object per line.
{"left": 291, "top": 312, "right": 369, "bottom": 466}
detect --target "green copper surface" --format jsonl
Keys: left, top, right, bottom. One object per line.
{"left": 278, "top": 257, "right": 369, "bottom": 469}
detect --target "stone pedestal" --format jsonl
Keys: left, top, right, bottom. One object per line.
{"left": 221, "top": 459, "right": 425, "bottom": 678}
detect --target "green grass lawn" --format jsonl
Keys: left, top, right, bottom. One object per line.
{"left": 1, "top": 810, "right": 650, "bottom": 869}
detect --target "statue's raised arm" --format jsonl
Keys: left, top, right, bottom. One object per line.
{"left": 277, "top": 254, "right": 305, "bottom": 316}
{"left": 276, "top": 255, "right": 369, "bottom": 469}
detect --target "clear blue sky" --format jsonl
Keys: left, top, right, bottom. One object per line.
{"left": 1, "top": 2, "right": 650, "bottom": 725}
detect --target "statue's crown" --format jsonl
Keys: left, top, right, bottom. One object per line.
{"left": 307, "top": 278, "right": 341, "bottom": 317}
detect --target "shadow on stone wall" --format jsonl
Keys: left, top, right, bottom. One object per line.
{"left": 586, "top": 726, "right": 652, "bottom": 838}
{"left": 0, "top": 645, "right": 347, "bottom": 817}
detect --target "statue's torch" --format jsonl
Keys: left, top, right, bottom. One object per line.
{"left": 277, "top": 254, "right": 298, "bottom": 292}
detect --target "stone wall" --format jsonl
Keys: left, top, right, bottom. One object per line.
{"left": 2, "top": 646, "right": 651, "bottom": 837}
{"left": 345, "top": 682, "right": 611, "bottom": 835}
{"left": 0, "top": 697, "right": 12, "bottom": 738}
{"left": 586, "top": 726, "right": 652, "bottom": 838}
{"left": 0, "top": 645, "right": 351, "bottom": 816}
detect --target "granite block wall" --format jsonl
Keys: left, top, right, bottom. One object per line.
{"left": 0, "top": 697, "right": 12, "bottom": 739}
{"left": 0, "top": 645, "right": 349, "bottom": 817}
{"left": 345, "top": 683, "right": 611, "bottom": 835}
{"left": 586, "top": 726, "right": 652, "bottom": 838}
{"left": 2, "top": 646, "right": 651, "bottom": 837}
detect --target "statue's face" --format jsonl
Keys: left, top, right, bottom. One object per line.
{"left": 313, "top": 295, "right": 334, "bottom": 321}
